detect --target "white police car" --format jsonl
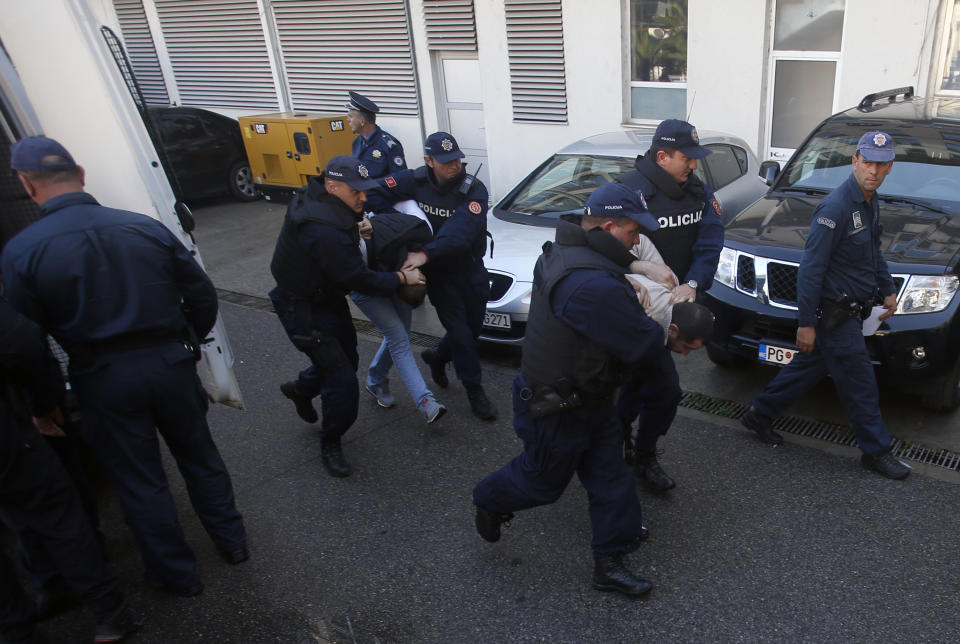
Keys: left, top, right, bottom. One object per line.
{"left": 481, "top": 129, "right": 768, "bottom": 344}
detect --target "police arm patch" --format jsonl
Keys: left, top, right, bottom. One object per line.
{"left": 711, "top": 198, "right": 722, "bottom": 218}
{"left": 468, "top": 200, "right": 483, "bottom": 215}
{"left": 815, "top": 216, "right": 836, "bottom": 229}
{"left": 385, "top": 176, "right": 397, "bottom": 188}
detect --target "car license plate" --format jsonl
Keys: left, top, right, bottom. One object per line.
{"left": 758, "top": 343, "right": 795, "bottom": 365}
{"left": 483, "top": 312, "right": 511, "bottom": 330}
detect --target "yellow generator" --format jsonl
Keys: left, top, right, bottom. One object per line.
{"left": 238, "top": 112, "right": 353, "bottom": 194}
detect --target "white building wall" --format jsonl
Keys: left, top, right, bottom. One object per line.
{"left": 475, "top": 0, "right": 627, "bottom": 199}
{"left": 687, "top": 0, "right": 767, "bottom": 156}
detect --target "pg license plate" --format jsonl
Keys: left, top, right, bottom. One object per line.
{"left": 758, "top": 343, "right": 796, "bottom": 365}
{"left": 482, "top": 312, "right": 511, "bottom": 330}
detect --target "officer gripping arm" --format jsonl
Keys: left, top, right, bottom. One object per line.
{"left": 684, "top": 183, "right": 724, "bottom": 292}
{"left": 0, "top": 297, "right": 65, "bottom": 426}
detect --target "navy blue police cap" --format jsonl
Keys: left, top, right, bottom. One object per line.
{"left": 857, "top": 131, "right": 896, "bottom": 162}
{"left": 584, "top": 183, "right": 660, "bottom": 231}
{"left": 423, "top": 131, "right": 465, "bottom": 163}
{"left": 10, "top": 135, "right": 77, "bottom": 172}
{"left": 325, "top": 155, "right": 379, "bottom": 190}
{"left": 652, "top": 119, "right": 711, "bottom": 159}
{"left": 344, "top": 91, "right": 379, "bottom": 117}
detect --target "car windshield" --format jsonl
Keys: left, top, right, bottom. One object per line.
{"left": 778, "top": 124, "right": 960, "bottom": 209}
{"left": 498, "top": 154, "right": 637, "bottom": 218}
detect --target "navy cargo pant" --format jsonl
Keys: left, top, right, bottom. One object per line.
{"left": 425, "top": 265, "right": 490, "bottom": 387}
{"left": 270, "top": 288, "right": 360, "bottom": 439}
{"left": 70, "top": 342, "right": 246, "bottom": 591}
{"left": 1, "top": 421, "right": 122, "bottom": 643}
{"left": 616, "top": 346, "right": 683, "bottom": 452}
{"left": 751, "top": 316, "right": 893, "bottom": 457}
{"left": 473, "top": 375, "right": 645, "bottom": 557}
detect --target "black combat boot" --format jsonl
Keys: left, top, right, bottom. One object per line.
{"left": 466, "top": 385, "right": 497, "bottom": 421}
{"left": 93, "top": 601, "right": 145, "bottom": 643}
{"left": 421, "top": 349, "right": 449, "bottom": 389}
{"left": 474, "top": 506, "right": 515, "bottom": 542}
{"left": 634, "top": 450, "right": 675, "bottom": 491}
{"left": 740, "top": 407, "right": 783, "bottom": 446}
{"left": 280, "top": 381, "right": 318, "bottom": 423}
{"left": 321, "top": 438, "right": 351, "bottom": 478}
{"left": 592, "top": 554, "right": 652, "bottom": 596}
{"left": 861, "top": 452, "right": 910, "bottom": 480}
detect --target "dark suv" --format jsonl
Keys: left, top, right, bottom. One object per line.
{"left": 703, "top": 87, "right": 960, "bottom": 411}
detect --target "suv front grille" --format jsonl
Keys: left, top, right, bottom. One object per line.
{"left": 736, "top": 255, "right": 756, "bottom": 292}
{"left": 767, "top": 262, "right": 798, "bottom": 305}
{"left": 488, "top": 272, "right": 514, "bottom": 302}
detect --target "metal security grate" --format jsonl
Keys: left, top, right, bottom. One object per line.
{"left": 679, "top": 391, "right": 960, "bottom": 472}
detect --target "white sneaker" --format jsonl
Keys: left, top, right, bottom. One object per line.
{"left": 417, "top": 396, "right": 446, "bottom": 423}
{"left": 365, "top": 379, "right": 395, "bottom": 408}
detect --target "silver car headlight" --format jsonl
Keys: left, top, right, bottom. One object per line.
{"left": 715, "top": 247, "right": 737, "bottom": 288}
{"left": 896, "top": 275, "right": 959, "bottom": 314}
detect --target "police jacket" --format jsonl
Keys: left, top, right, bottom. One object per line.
{"left": 521, "top": 218, "right": 665, "bottom": 399}
{"left": 1, "top": 192, "right": 218, "bottom": 348}
{"left": 0, "top": 296, "right": 65, "bottom": 487}
{"left": 352, "top": 126, "right": 406, "bottom": 179}
{"left": 365, "top": 166, "right": 488, "bottom": 274}
{"left": 617, "top": 154, "right": 723, "bottom": 290}
{"left": 271, "top": 176, "right": 400, "bottom": 301}
{"left": 796, "top": 173, "right": 897, "bottom": 327}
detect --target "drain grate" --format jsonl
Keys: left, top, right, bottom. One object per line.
{"left": 220, "top": 292, "right": 959, "bottom": 474}
{"left": 679, "top": 391, "right": 960, "bottom": 473}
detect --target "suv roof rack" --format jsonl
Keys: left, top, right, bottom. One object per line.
{"left": 858, "top": 86, "right": 915, "bottom": 110}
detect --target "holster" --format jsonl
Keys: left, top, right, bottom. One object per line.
{"left": 527, "top": 377, "right": 584, "bottom": 419}
{"left": 291, "top": 332, "right": 348, "bottom": 372}
{"left": 818, "top": 295, "right": 862, "bottom": 331}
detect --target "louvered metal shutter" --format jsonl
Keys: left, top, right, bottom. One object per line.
{"left": 423, "top": 0, "right": 477, "bottom": 52}
{"left": 271, "top": 0, "right": 418, "bottom": 116}
{"left": 154, "top": 0, "right": 278, "bottom": 109}
{"left": 504, "top": 0, "right": 567, "bottom": 124}
{"left": 113, "top": 0, "right": 170, "bottom": 105}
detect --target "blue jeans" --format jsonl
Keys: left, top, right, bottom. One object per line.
{"left": 350, "top": 292, "right": 433, "bottom": 404}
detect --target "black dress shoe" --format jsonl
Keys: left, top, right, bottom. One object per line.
{"left": 219, "top": 546, "right": 250, "bottom": 564}
{"left": 281, "top": 381, "right": 318, "bottom": 423}
{"left": 592, "top": 554, "right": 652, "bottom": 597}
{"left": 862, "top": 452, "right": 910, "bottom": 480}
{"left": 421, "top": 350, "right": 449, "bottom": 388}
{"left": 475, "top": 506, "right": 514, "bottom": 542}
{"left": 94, "top": 602, "right": 145, "bottom": 643}
{"left": 634, "top": 451, "right": 675, "bottom": 491}
{"left": 466, "top": 385, "right": 497, "bottom": 421}
{"left": 740, "top": 407, "right": 783, "bottom": 446}
{"left": 621, "top": 419, "right": 635, "bottom": 465}
{"left": 321, "top": 439, "right": 351, "bottom": 478}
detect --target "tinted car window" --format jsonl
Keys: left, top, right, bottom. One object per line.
{"left": 704, "top": 144, "right": 746, "bottom": 190}
{"left": 158, "top": 114, "right": 205, "bottom": 145}
{"left": 199, "top": 114, "right": 233, "bottom": 139}
{"left": 779, "top": 125, "right": 960, "bottom": 207}
{"left": 498, "top": 154, "right": 636, "bottom": 218}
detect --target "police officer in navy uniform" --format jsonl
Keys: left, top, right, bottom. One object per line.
{"left": 740, "top": 131, "right": 909, "bottom": 480}
{"left": 365, "top": 132, "right": 497, "bottom": 421}
{"left": 0, "top": 297, "right": 143, "bottom": 643}
{"left": 2, "top": 135, "right": 248, "bottom": 598}
{"left": 270, "top": 155, "right": 425, "bottom": 478}
{"left": 472, "top": 183, "right": 670, "bottom": 596}
{"left": 615, "top": 119, "right": 724, "bottom": 492}
{"left": 345, "top": 91, "right": 406, "bottom": 179}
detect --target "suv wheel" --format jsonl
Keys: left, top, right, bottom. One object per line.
{"left": 228, "top": 160, "right": 260, "bottom": 202}
{"left": 920, "top": 356, "right": 960, "bottom": 412}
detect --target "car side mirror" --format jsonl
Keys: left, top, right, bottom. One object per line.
{"left": 759, "top": 160, "right": 781, "bottom": 186}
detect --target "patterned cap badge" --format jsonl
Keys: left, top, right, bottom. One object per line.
{"left": 441, "top": 139, "right": 453, "bottom": 152}
{"left": 358, "top": 164, "right": 369, "bottom": 178}
{"left": 690, "top": 128, "right": 700, "bottom": 144}
{"left": 873, "top": 133, "right": 887, "bottom": 147}
{"left": 372, "top": 149, "right": 382, "bottom": 159}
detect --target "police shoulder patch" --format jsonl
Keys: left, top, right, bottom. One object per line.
{"left": 393, "top": 156, "right": 404, "bottom": 166}
{"left": 468, "top": 200, "right": 483, "bottom": 215}
{"left": 816, "top": 216, "right": 836, "bottom": 229}
{"left": 711, "top": 198, "right": 722, "bottom": 217}
{"left": 385, "top": 176, "right": 397, "bottom": 188}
